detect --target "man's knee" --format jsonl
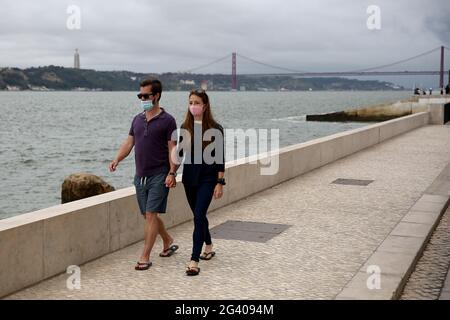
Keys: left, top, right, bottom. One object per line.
{"left": 145, "top": 212, "right": 158, "bottom": 221}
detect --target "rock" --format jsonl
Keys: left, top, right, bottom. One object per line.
{"left": 61, "top": 173, "right": 115, "bottom": 204}
{"left": 306, "top": 98, "right": 416, "bottom": 122}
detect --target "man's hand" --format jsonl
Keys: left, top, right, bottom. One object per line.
{"left": 109, "top": 136, "right": 134, "bottom": 173}
{"left": 165, "top": 175, "right": 176, "bottom": 188}
{"left": 109, "top": 159, "right": 119, "bottom": 172}
{"left": 214, "top": 184, "right": 223, "bottom": 199}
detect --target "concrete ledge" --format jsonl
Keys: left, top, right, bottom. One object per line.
{"left": 379, "top": 112, "right": 429, "bottom": 142}
{"left": 425, "top": 163, "right": 450, "bottom": 197}
{"left": 0, "top": 220, "right": 44, "bottom": 298}
{"left": 336, "top": 271, "right": 403, "bottom": 300}
{"left": 335, "top": 193, "right": 450, "bottom": 300}
{"left": 0, "top": 111, "right": 431, "bottom": 298}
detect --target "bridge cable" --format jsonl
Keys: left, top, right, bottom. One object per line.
{"left": 236, "top": 53, "right": 309, "bottom": 73}
{"left": 347, "top": 47, "right": 442, "bottom": 73}
{"left": 238, "top": 48, "right": 441, "bottom": 75}
{"left": 181, "top": 54, "right": 231, "bottom": 73}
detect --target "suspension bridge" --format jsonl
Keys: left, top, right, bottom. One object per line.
{"left": 182, "top": 46, "right": 450, "bottom": 90}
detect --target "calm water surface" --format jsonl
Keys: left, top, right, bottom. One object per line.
{"left": 0, "top": 90, "right": 411, "bottom": 218}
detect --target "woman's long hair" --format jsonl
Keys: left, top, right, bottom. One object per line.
{"left": 181, "top": 90, "right": 222, "bottom": 149}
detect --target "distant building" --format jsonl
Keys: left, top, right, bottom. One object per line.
{"left": 29, "top": 85, "right": 50, "bottom": 91}
{"left": 6, "top": 85, "right": 21, "bottom": 91}
{"left": 180, "top": 79, "right": 195, "bottom": 85}
{"left": 74, "top": 49, "right": 80, "bottom": 69}
{"left": 201, "top": 80, "right": 208, "bottom": 91}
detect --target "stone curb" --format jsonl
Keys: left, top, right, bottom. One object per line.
{"left": 439, "top": 192, "right": 450, "bottom": 300}
{"left": 335, "top": 193, "right": 450, "bottom": 300}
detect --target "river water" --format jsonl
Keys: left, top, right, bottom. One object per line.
{"left": 0, "top": 90, "right": 411, "bottom": 219}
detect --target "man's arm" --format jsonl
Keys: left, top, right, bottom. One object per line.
{"left": 109, "top": 135, "right": 134, "bottom": 172}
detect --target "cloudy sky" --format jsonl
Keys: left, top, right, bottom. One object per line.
{"left": 0, "top": 0, "right": 449, "bottom": 86}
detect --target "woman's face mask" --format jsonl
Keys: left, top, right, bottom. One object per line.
{"left": 189, "top": 103, "right": 204, "bottom": 117}
{"left": 188, "top": 94, "right": 205, "bottom": 117}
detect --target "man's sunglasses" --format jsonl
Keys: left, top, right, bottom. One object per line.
{"left": 137, "top": 93, "right": 154, "bottom": 100}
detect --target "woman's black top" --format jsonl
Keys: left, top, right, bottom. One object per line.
{"left": 180, "top": 123, "right": 225, "bottom": 187}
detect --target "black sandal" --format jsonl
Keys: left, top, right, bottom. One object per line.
{"left": 159, "top": 244, "right": 179, "bottom": 257}
{"left": 186, "top": 266, "right": 201, "bottom": 276}
{"left": 135, "top": 261, "right": 152, "bottom": 271}
{"left": 200, "top": 251, "right": 216, "bottom": 260}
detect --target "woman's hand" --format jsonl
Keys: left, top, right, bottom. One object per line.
{"left": 214, "top": 184, "right": 223, "bottom": 199}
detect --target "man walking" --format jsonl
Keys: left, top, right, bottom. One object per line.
{"left": 109, "top": 78, "right": 179, "bottom": 270}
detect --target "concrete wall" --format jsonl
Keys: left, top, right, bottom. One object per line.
{"left": 413, "top": 97, "right": 450, "bottom": 124}
{"left": 0, "top": 111, "right": 430, "bottom": 298}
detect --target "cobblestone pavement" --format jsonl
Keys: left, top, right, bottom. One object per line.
{"left": 400, "top": 205, "right": 450, "bottom": 300}
{"left": 5, "top": 125, "right": 450, "bottom": 300}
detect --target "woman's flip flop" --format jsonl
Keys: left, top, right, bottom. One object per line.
{"left": 199, "top": 251, "right": 216, "bottom": 260}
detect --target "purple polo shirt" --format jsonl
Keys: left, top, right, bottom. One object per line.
{"left": 129, "top": 108, "right": 177, "bottom": 177}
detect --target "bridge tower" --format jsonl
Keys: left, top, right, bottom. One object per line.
{"left": 74, "top": 48, "right": 80, "bottom": 69}
{"left": 231, "top": 52, "right": 237, "bottom": 91}
{"left": 440, "top": 46, "right": 444, "bottom": 89}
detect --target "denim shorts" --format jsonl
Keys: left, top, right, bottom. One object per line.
{"left": 133, "top": 173, "right": 169, "bottom": 215}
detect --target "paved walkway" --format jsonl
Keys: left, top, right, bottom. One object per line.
{"left": 6, "top": 125, "right": 450, "bottom": 300}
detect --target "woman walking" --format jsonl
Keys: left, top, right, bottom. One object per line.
{"left": 180, "top": 89, "right": 225, "bottom": 276}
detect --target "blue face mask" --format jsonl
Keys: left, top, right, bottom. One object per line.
{"left": 141, "top": 99, "right": 154, "bottom": 111}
